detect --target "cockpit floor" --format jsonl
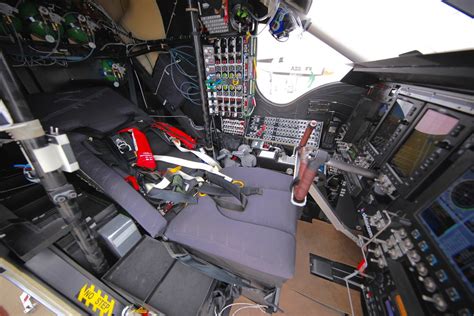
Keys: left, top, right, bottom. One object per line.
{"left": 231, "top": 220, "right": 363, "bottom": 315}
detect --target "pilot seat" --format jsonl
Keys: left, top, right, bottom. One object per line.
{"left": 29, "top": 87, "right": 299, "bottom": 291}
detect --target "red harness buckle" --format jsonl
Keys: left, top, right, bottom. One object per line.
{"left": 118, "top": 127, "right": 157, "bottom": 170}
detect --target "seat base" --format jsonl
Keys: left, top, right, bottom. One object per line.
{"left": 165, "top": 167, "right": 298, "bottom": 287}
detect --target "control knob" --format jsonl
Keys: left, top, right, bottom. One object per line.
{"left": 416, "top": 262, "right": 428, "bottom": 277}
{"left": 403, "top": 238, "right": 414, "bottom": 250}
{"left": 423, "top": 277, "right": 437, "bottom": 293}
{"left": 399, "top": 228, "right": 407, "bottom": 239}
{"left": 370, "top": 257, "right": 386, "bottom": 268}
{"left": 422, "top": 294, "right": 448, "bottom": 312}
{"left": 407, "top": 250, "right": 421, "bottom": 263}
{"left": 433, "top": 294, "right": 448, "bottom": 312}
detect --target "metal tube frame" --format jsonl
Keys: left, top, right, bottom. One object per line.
{"left": 0, "top": 51, "right": 108, "bottom": 274}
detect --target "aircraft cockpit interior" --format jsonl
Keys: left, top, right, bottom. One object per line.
{"left": 0, "top": 0, "right": 473, "bottom": 315}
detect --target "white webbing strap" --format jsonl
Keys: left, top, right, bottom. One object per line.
{"left": 171, "top": 139, "right": 221, "bottom": 170}
{"left": 144, "top": 166, "right": 206, "bottom": 193}
{"left": 145, "top": 177, "right": 171, "bottom": 192}
{"left": 154, "top": 155, "right": 233, "bottom": 182}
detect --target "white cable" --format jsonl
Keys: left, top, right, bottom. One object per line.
{"left": 344, "top": 273, "right": 357, "bottom": 316}
{"left": 231, "top": 305, "right": 267, "bottom": 316}
{"left": 154, "top": 60, "right": 178, "bottom": 95}
{"left": 217, "top": 303, "right": 259, "bottom": 316}
{"left": 166, "top": 0, "right": 178, "bottom": 36}
{"left": 343, "top": 263, "right": 364, "bottom": 316}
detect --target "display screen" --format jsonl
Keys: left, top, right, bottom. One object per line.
{"left": 376, "top": 102, "right": 390, "bottom": 119}
{"left": 418, "top": 169, "right": 474, "bottom": 294}
{"left": 370, "top": 99, "right": 415, "bottom": 153}
{"left": 389, "top": 109, "right": 459, "bottom": 178}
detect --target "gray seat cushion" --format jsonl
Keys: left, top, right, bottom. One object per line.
{"left": 219, "top": 167, "right": 298, "bottom": 235}
{"left": 165, "top": 167, "right": 298, "bottom": 287}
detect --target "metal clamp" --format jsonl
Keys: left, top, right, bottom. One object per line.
{"left": 51, "top": 183, "right": 77, "bottom": 204}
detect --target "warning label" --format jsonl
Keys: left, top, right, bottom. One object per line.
{"left": 77, "top": 283, "right": 115, "bottom": 316}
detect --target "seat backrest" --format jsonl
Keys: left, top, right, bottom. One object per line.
{"left": 28, "top": 87, "right": 148, "bottom": 134}
{"left": 28, "top": 87, "right": 169, "bottom": 236}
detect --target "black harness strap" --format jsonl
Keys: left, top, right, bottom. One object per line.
{"left": 147, "top": 188, "right": 198, "bottom": 204}
{"left": 203, "top": 173, "right": 263, "bottom": 212}
{"left": 76, "top": 123, "right": 261, "bottom": 212}
{"left": 199, "top": 183, "right": 263, "bottom": 197}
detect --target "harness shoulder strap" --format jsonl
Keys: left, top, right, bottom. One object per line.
{"left": 204, "top": 172, "right": 263, "bottom": 212}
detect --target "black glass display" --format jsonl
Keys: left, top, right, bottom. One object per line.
{"left": 390, "top": 109, "right": 459, "bottom": 178}
{"left": 370, "top": 99, "right": 415, "bottom": 153}
{"left": 418, "top": 169, "right": 474, "bottom": 294}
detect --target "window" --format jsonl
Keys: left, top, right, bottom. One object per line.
{"left": 256, "top": 27, "right": 352, "bottom": 105}
{"left": 308, "top": 0, "right": 474, "bottom": 61}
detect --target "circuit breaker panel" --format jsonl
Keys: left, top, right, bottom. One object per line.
{"left": 203, "top": 35, "right": 257, "bottom": 118}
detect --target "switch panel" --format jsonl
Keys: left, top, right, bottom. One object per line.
{"left": 221, "top": 118, "right": 245, "bottom": 136}
{"left": 246, "top": 116, "right": 323, "bottom": 147}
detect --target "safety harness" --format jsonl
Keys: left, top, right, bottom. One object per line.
{"left": 83, "top": 120, "right": 261, "bottom": 214}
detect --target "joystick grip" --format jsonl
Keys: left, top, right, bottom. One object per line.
{"left": 294, "top": 167, "right": 318, "bottom": 203}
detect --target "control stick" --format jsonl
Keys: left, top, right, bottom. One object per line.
{"left": 295, "top": 120, "right": 318, "bottom": 189}
{"left": 294, "top": 149, "right": 378, "bottom": 203}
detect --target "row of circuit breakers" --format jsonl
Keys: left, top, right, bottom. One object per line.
{"left": 203, "top": 35, "right": 257, "bottom": 118}
{"left": 222, "top": 116, "right": 324, "bottom": 148}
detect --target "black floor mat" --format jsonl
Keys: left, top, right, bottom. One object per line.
{"left": 103, "top": 237, "right": 215, "bottom": 315}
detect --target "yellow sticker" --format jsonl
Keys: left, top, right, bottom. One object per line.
{"left": 77, "top": 283, "right": 115, "bottom": 316}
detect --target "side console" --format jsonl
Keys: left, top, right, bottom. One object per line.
{"left": 362, "top": 142, "right": 473, "bottom": 316}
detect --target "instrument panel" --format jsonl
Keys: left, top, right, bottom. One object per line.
{"left": 334, "top": 83, "right": 474, "bottom": 316}
{"left": 417, "top": 169, "right": 474, "bottom": 297}
{"left": 367, "top": 96, "right": 424, "bottom": 165}
{"left": 381, "top": 104, "right": 473, "bottom": 199}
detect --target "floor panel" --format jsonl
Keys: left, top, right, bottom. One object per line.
{"left": 232, "top": 220, "right": 364, "bottom": 316}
